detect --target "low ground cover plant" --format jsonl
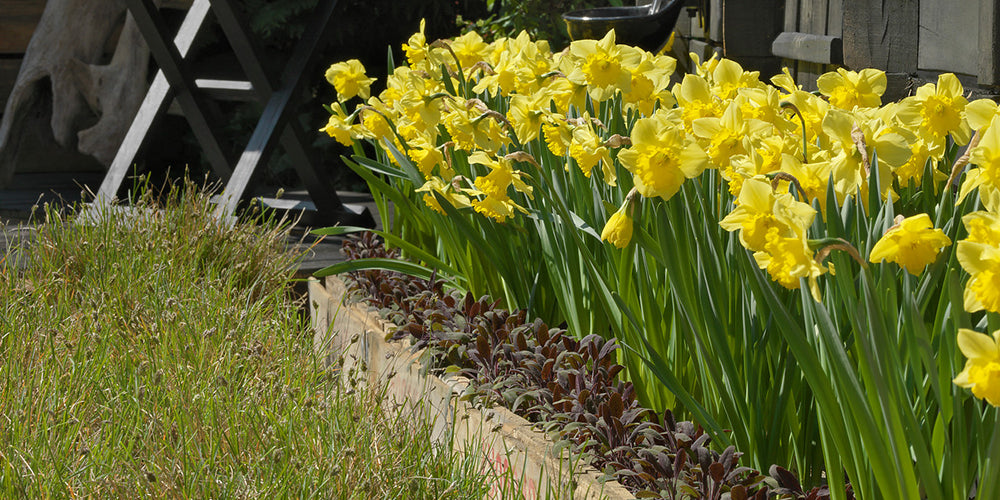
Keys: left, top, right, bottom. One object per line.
{"left": 339, "top": 231, "right": 839, "bottom": 499}
{"left": 0, "top": 188, "right": 491, "bottom": 498}
{"left": 318, "top": 23, "right": 1000, "bottom": 499}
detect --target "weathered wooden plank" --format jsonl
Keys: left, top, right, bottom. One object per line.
{"left": 800, "top": 0, "right": 828, "bottom": 35}
{"left": 980, "top": 0, "right": 1000, "bottom": 86}
{"left": 918, "top": 0, "right": 978, "bottom": 76}
{"left": 0, "top": 0, "right": 47, "bottom": 54}
{"left": 826, "top": 0, "right": 842, "bottom": 37}
{"left": 843, "top": 0, "right": 918, "bottom": 73}
{"left": 785, "top": 0, "right": 799, "bottom": 32}
{"left": 798, "top": 62, "right": 823, "bottom": 91}
{"left": 709, "top": 0, "right": 722, "bottom": 42}
{"left": 772, "top": 31, "right": 843, "bottom": 64}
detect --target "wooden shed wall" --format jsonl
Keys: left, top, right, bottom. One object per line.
{"left": 781, "top": 0, "right": 842, "bottom": 90}
{"left": 0, "top": 0, "right": 47, "bottom": 114}
{"left": 776, "top": 0, "right": 1000, "bottom": 98}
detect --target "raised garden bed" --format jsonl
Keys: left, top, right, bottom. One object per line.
{"left": 309, "top": 274, "right": 632, "bottom": 499}
{"left": 306, "top": 234, "right": 833, "bottom": 500}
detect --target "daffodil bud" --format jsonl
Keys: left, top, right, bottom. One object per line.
{"left": 601, "top": 207, "right": 633, "bottom": 249}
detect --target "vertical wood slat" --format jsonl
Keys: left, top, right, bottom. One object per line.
{"left": 797, "top": 0, "right": 828, "bottom": 90}
{"left": 785, "top": 0, "right": 799, "bottom": 32}
{"left": 826, "top": 0, "right": 843, "bottom": 37}
{"left": 783, "top": 0, "right": 800, "bottom": 82}
{"left": 980, "top": 0, "right": 1000, "bottom": 86}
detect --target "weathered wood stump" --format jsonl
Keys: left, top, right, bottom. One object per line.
{"left": 0, "top": 0, "right": 190, "bottom": 188}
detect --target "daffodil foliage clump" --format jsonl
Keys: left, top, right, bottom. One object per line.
{"left": 319, "top": 26, "right": 1000, "bottom": 500}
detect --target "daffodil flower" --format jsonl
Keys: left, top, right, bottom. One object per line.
{"left": 601, "top": 206, "right": 634, "bottom": 249}
{"left": 508, "top": 93, "right": 549, "bottom": 144}
{"left": 816, "top": 67, "right": 886, "bottom": 110}
{"left": 868, "top": 214, "right": 951, "bottom": 275}
{"left": 957, "top": 232, "right": 1000, "bottom": 314}
{"left": 963, "top": 210, "right": 1000, "bottom": 246}
{"left": 325, "top": 59, "right": 377, "bottom": 102}
{"left": 966, "top": 98, "right": 1000, "bottom": 132}
{"left": 406, "top": 134, "right": 447, "bottom": 178}
{"left": 896, "top": 73, "right": 971, "bottom": 144}
{"left": 623, "top": 52, "right": 676, "bottom": 116}
{"left": 720, "top": 177, "right": 816, "bottom": 252}
{"left": 564, "top": 30, "right": 640, "bottom": 103}
{"left": 692, "top": 99, "right": 770, "bottom": 170}
{"left": 673, "top": 73, "right": 719, "bottom": 130}
{"left": 959, "top": 122, "right": 1000, "bottom": 212}
{"left": 568, "top": 119, "right": 613, "bottom": 183}
{"left": 617, "top": 109, "right": 708, "bottom": 200}
{"left": 954, "top": 328, "right": 1000, "bottom": 406}
{"left": 449, "top": 30, "right": 490, "bottom": 70}
{"left": 753, "top": 228, "right": 827, "bottom": 301}
{"left": 319, "top": 102, "right": 362, "bottom": 146}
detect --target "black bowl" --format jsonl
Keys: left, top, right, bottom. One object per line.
{"left": 562, "top": 1, "right": 684, "bottom": 53}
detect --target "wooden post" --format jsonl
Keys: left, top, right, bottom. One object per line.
{"left": 842, "top": 0, "right": 918, "bottom": 100}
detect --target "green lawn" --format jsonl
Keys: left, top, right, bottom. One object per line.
{"left": 0, "top": 188, "right": 491, "bottom": 499}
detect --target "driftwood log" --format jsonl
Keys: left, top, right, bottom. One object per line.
{"left": 0, "top": 0, "right": 191, "bottom": 188}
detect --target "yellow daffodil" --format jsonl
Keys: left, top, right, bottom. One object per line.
{"left": 963, "top": 211, "right": 1000, "bottom": 246}
{"left": 720, "top": 176, "right": 817, "bottom": 252}
{"left": 403, "top": 19, "right": 430, "bottom": 68}
{"left": 868, "top": 214, "right": 951, "bottom": 275}
{"left": 771, "top": 67, "right": 800, "bottom": 94}
{"left": 617, "top": 109, "right": 709, "bottom": 200}
{"left": 892, "top": 133, "right": 945, "bottom": 188}
{"left": 542, "top": 114, "right": 572, "bottom": 157}
{"left": 320, "top": 102, "right": 362, "bottom": 146}
{"left": 406, "top": 134, "right": 446, "bottom": 178}
{"left": 622, "top": 53, "right": 676, "bottom": 116}
{"left": 601, "top": 206, "right": 633, "bottom": 249}
{"left": 692, "top": 99, "right": 770, "bottom": 170}
{"left": 565, "top": 30, "right": 640, "bottom": 102}
{"left": 673, "top": 73, "right": 720, "bottom": 130}
{"left": 753, "top": 228, "right": 827, "bottom": 300}
{"left": 957, "top": 239, "right": 1000, "bottom": 314}
{"left": 442, "top": 99, "right": 510, "bottom": 152}
{"left": 779, "top": 89, "right": 830, "bottom": 153}
{"left": 466, "top": 152, "right": 533, "bottom": 222}
{"left": 508, "top": 93, "right": 548, "bottom": 144}
{"left": 325, "top": 59, "right": 376, "bottom": 102}
{"left": 568, "top": 119, "right": 613, "bottom": 183}
{"left": 816, "top": 67, "right": 886, "bottom": 110}
{"left": 449, "top": 30, "right": 490, "bottom": 70}
{"left": 738, "top": 86, "right": 791, "bottom": 132}
{"left": 822, "top": 108, "right": 908, "bottom": 204}
{"left": 358, "top": 99, "right": 398, "bottom": 144}
{"left": 416, "top": 176, "right": 473, "bottom": 214}
{"left": 966, "top": 98, "right": 1000, "bottom": 132}
{"left": 959, "top": 122, "right": 1000, "bottom": 212}
{"left": 710, "top": 58, "right": 760, "bottom": 100}
{"left": 954, "top": 328, "right": 1000, "bottom": 406}
{"left": 895, "top": 73, "right": 970, "bottom": 148}
{"left": 469, "top": 151, "right": 532, "bottom": 197}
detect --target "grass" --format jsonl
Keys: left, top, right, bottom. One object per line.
{"left": 0, "top": 187, "right": 494, "bottom": 499}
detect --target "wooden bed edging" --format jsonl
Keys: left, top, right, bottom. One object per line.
{"left": 308, "top": 276, "right": 635, "bottom": 500}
